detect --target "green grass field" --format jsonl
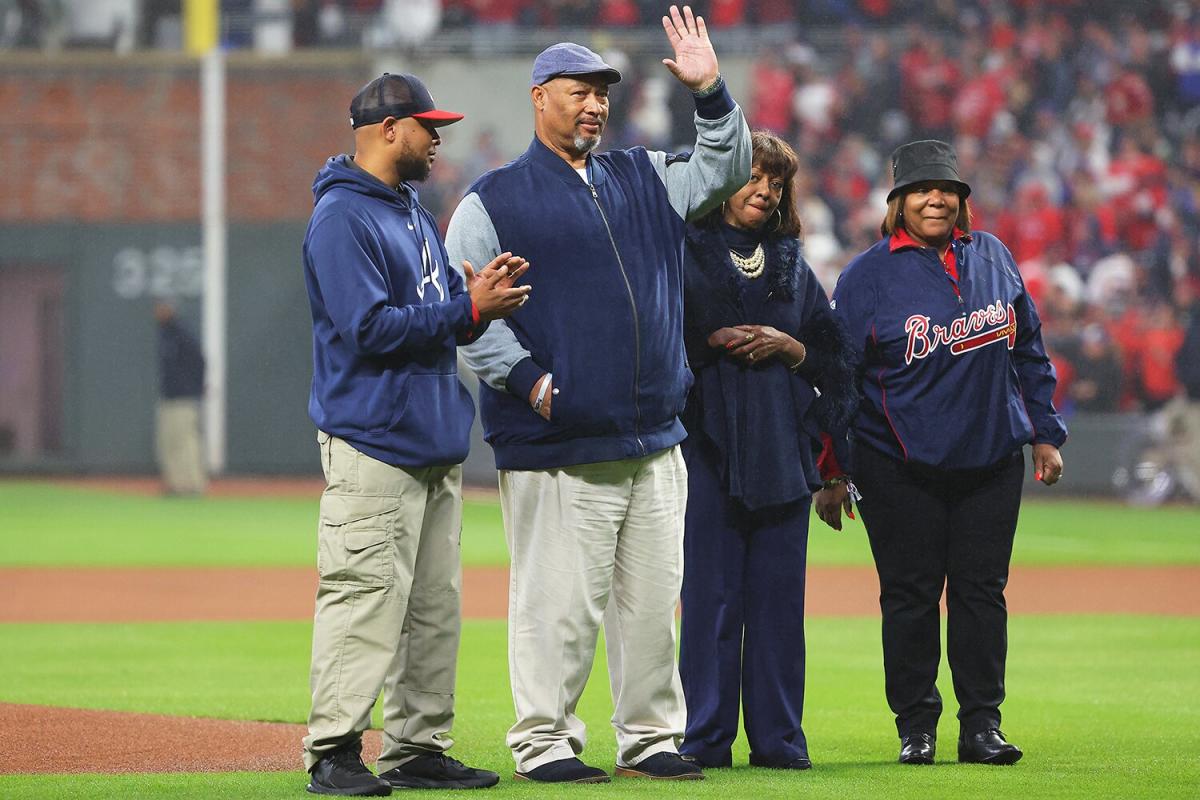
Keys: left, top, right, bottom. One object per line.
{"left": 1, "top": 480, "right": 1198, "bottom": 798}
{"left": 2, "top": 481, "right": 1199, "bottom": 567}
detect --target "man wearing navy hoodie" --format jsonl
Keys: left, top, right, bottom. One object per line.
{"left": 446, "top": 5, "right": 750, "bottom": 784}
{"left": 301, "top": 73, "right": 530, "bottom": 796}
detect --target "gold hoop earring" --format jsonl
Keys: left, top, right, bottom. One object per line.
{"left": 769, "top": 208, "right": 782, "bottom": 232}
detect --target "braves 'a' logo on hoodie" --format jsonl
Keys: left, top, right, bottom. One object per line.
{"left": 415, "top": 235, "right": 445, "bottom": 302}
{"left": 904, "top": 299, "right": 1017, "bottom": 365}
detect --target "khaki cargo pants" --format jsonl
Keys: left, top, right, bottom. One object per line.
{"left": 303, "top": 431, "right": 463, "bottom": 773}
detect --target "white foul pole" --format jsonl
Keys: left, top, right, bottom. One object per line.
{"left": 200, "top": 47, "right": 227, "bottom": 473}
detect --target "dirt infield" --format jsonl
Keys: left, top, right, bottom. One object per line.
{"left": 3, "top": 563, "right": 1198, "bottom": 776}
{"left": 2, "top": 564, "right": 1199, "bottom": 623}
{"left": 0, "top": 702, "right": 384, "bottom": 775}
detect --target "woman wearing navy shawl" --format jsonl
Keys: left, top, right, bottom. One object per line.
{"left": 678, "top": 131, "right": 856, "bottom": 771}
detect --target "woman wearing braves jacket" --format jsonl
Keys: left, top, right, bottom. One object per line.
{"left": 678, "top": 131, "right": 857, "bottom": 771}
{"left": 815, "top": 140, "right": 1066, "bottom": 767}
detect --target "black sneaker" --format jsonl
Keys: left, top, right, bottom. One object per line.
{"left": 514, "top": 757, "right": 610, "bottom": 783}
{"left": 307, "top": 747, "right": 392, "bottom": 796}
{"left": 615, "top": 752, "right": 704, "bottom": 780}
{"left": 378, "top": 752, "right": 499, "bottom": 789}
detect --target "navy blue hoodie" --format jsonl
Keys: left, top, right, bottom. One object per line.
{"left": 303, "top": 155, "right": 479, "bottom": 467}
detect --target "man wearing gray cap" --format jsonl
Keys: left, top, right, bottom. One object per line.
{"left": 446, "top": 4, "right": 751, "bottom": 784}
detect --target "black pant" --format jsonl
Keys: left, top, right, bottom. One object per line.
{"left": 853, "top": 443, "right": 1024, "bottom": 739}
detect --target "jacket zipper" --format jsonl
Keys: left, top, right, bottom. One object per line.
{"left": 589, "top": 182, "right": 645, "bottom": 454}
{"left": 927, "top": 246, "right": 965, "bottom": 314}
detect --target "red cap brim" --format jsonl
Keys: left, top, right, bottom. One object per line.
{"left": 412, "top": 110, "right": 464, "bottom": 126}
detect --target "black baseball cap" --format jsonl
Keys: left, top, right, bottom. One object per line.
{"left": 349, "top": 73, "right": 464, "bottom": 129}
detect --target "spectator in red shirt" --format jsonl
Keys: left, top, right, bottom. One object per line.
{"left": 1137, "top": 300, "right": 1186, "bottom": 410}
{"left": 748, "top": 51, "right": 794, "bottom": 135}
{"left": 1106, "top": 66, "right": 1155, "bottom": 128}
{"left": 706, "top": 0, "right": 746, "bottom": 28}
{"left": 899, "top": 32, "right": 960, "bottom": 140}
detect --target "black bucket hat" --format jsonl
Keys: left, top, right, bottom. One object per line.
{"left": 887, "top": 139, "right": 971, "bottom": 201}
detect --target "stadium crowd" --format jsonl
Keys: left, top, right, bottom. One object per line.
{"left": 421, "top": 0, "right": 1200, "bottom": 420}
{"left": 5, "top": 0, "right": 1198, "bottom": 420}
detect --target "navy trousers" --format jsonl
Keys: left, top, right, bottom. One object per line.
{"left": 678, "top": 437, "right": 810, "bottom": 766}
{"left": 853, "top": 443, "right": 1024, "bottom": 740}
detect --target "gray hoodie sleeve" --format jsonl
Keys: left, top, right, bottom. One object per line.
{"left": 647, "top": 89, "right": 752, "bottom": 222}
{"left": 445, "top": 192, "right": 537, "bottom": 393}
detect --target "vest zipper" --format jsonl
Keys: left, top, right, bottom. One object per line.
{"left": 588, "top": 181, "right": 645, "bottom": 454}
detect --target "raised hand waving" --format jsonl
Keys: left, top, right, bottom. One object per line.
{"left": 660, "top": 5, "right": 719, "bottom": 92}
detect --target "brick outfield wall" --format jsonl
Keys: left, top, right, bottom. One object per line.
{"left": 0, "top": 57, "right": 371, "bottom": 223}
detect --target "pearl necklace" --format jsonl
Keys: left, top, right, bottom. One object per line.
{"left": 729, "top": 243, "right": 765, "bottom": 279}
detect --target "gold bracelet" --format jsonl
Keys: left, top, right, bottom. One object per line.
{"left": 788, "top": 342, "right": 807, "bottom": 372}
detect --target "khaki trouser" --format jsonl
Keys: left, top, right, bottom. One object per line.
{"left": 156, "top": 398, "right": 206, "bottom": 495}
{"left": 499, "top": 446, "right": 689, "bottom": 773}
{"left": 1165, "top": 395, "right": 1200, "bottom": 501}
{"left": 303, "top": 432, "right": 463, "bottom": 772}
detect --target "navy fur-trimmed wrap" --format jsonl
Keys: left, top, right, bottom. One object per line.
{"left": 682, "top": 224, "right": 859, "bottom": 509}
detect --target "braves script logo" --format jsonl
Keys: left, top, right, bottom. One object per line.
{"left": 904, "top": 300, "right": 1016, "bottom": 365}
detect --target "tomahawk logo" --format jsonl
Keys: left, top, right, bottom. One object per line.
{"left": 904, "top": 300, "right": 1017, "bottom": 365}
{"left": 415, "top": 236, "right": 445, "bottom": 302}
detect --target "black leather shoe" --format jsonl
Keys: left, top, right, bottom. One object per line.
{"left": 307, "top": 747, "right": 392, "bottom": 796}
{"left": 615, "top": 752, "right": 704, "bottom": 780}
{"left": 749, "top": 753, "right": 813, "bottom": 770}
{"left": 681, "top": 753, "right": 732, "bottom": 769}
{"left": 958, "top": 729, "right": 1023, "bottom": 765}
{"left": 899, "top": 733, "right": 936, "bottom": 765}
{"left": 378, "top": 752, "right": 499, "bottom": 789}
{"left": 514, "top": 757, "right": 610, "bottom": 783}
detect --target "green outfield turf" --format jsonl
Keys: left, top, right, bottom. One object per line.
{"left": 1, "top": 481, "right": 1199, "bottom": 568}
{"left": 0, "top": 616, "right": 1196, "bottom": 798}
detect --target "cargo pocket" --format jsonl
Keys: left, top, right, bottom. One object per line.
{"left": 316, "top": 494, "right": 400, "bottom": 588}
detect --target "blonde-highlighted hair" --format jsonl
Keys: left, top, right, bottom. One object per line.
{"left": 880, "top": 193, "right": 973, "bottom": 238}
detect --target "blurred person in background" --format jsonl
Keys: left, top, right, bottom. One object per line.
{"left": 1170, "top": 281, "right": 1200, "bottom": 500}
{"left": 153, "top": 302, "right": 206, "bottom": 497}
{"left": 300, "top": 72, "right": 530, "bottom": 796}
{"left": 1134, "top": 299, "right": 1184, "bottom": 411}
{"left": 1067, "top": 323, "right": 1124, "bottom": 413}
{"left": 815, "top": 140, "right": 1067, "bottom": 768}
{"left": 677, "top": 131, "right": 856, "bottom": 772}
{"left": 446, "top": 6, "right": 750, "bottom": 783}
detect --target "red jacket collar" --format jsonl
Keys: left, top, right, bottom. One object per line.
{"left": 889, "top": 226, "right": 971, "bottom": 252}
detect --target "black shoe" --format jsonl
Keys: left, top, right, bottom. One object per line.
{"left": 514, "top": 757, "right": 610, "bottom": 783}
{"left": 680, "top": 753, "right": 732, "bottom": 769}
{"left": 958, "top": 729, "right": 1023, "bottom": 765}
{"left": 749, "top": 753, "right": 812, "bottom": 770}
{"left": 378, "top": 753, "right": 499, "bottom": 789}
{"left": 307, "top": 747, "right": 392, "bottom": 796}
{"left": 615, "top": 752, "right": 704, "bottom": 780}
{"left": 899, "top": 732, "right": 936, "bottom": 765}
